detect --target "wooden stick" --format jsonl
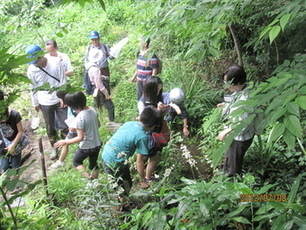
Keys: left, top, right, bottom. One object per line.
{"left": 38, "top": 137, "right": 49, "bottom": 197}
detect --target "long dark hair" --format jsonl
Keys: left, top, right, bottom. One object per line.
{"left": 143, "top": 76, "right": 163, "bottom": 107}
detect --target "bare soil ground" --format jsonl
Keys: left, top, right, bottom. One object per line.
{"left": 19, "top": 119, "right": 57, "bottom": 183}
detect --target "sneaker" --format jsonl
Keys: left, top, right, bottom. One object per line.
{"left": 145, "top": 174, "right": 160, "bottom": 182}
{"left": 50, "top": 148, "right": 58, "bottom": 160}
{"left": 50, "top": 160, "right": 64, "bottom": 168}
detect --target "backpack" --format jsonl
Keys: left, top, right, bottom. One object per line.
{"left": 148, "top": 120, "right": 170, "bottom": 154}
{"left": 84, "top": 69, "right": 94, "bottom": 95}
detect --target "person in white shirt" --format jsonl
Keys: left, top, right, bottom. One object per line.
{"left": 45, "top": 40, "right": 73, "bottom": 77}
{"left": 26, "top": 44, "right": 68, "bottom": 160}
{"left": 217, "top": 65, "right": 255, "bottom": 177}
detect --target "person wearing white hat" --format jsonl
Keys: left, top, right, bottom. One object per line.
{"left": 86, "top": 62, "right": 115, "bottom": 122}
{"left": 85, "top": 31, "right": 113, "bottom": 77}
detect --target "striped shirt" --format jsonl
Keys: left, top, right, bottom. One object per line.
{"left": 136, "top": 53, "right": 158, "bottom": 81}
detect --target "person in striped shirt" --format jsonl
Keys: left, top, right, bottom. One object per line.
{"left": 130, "top": 38, "right": 158, "bottom": 100}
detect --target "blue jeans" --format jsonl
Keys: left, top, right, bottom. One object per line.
{"left": 0, "top": 153, "right": 21, "bottom": 173}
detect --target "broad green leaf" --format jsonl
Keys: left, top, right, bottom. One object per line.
{"left": 268, "top": 123, "right": 285, "bottom": 144}
{"left": 292, "top": 214, "right": 306, "bottom": 227}
{"left": 284, "top": 115, "right": 302, "bottom": 138}
{"left": 199, "top": 200, "right": 210, "bottom": 217}
{"left": 269, "top": 25, "right": 281, "bottom": 44}
{"left": 256, "top": 184, "right": 276, "bottom": 194}
{"left": 279, "top": 14, "right": 291, "bottom": 31}
{"left": 272, "top": 219, "right": 293, "bottom": 230}
{"left": 269, "top": 107, "right": 286, "bottom": 123}
{"left": 255, "top": 203, "right": 274, "bottom": 215}
{"left": 56, "top": 32, "right": 63, "bottom": 37}
{"left": 286, "top": 102, "right": 299, "bottom": 116}
{"left": 232, "top": 216, "right": 251, "bottom": 224}
{"left": 283, "top": 129, "right": 296, "bottom": 149}
{"left": 287, "top": 176, "right": 301, "bottom": 203}
{"left": 296, "top": 96, "right": 306, "bottom": 110}
{"left": 228, "top": 204, "right": 249, "bottom": 217}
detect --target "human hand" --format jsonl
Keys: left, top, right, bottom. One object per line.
{"left": 217, "top": 103, "right": 225, "bottom": 108}
{"left": 5, "top": 145, "right": 16, "bottom": 155}
{"left": 34, "top": 106, "right": 40, "bottom": 112}
{"left": 54, "top": 140, "right": 66, "bottom": 148}
{"left": 217, "top": 128, "right": 231, "bottom": 141}
{"left": 59, "top": 99, "right": 67, "bottom": 108}
{"left": 140, "top": 181, "right": 150, "bottom": 189}
{"left": 129, "top": 76, "right": 136, "bottom": 83}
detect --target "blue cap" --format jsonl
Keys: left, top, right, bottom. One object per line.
{"left": 25, "top": 45, "right": 42, "bottom": 64}
{"left": 89, "top": 31, "right": 99, "bottom": 39}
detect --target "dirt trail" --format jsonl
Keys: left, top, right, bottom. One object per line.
{"left": 20, "top": 119, "right": 57, "bottom": 183}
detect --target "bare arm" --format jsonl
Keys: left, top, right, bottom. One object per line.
{"left": 152, "top": 68, "right": 158, "bottom": 76}
{"left": 182, "top": 118, "right": 190, "bottom": 137}
{"left": 130, "top": 70, "right": 137, "bottom": 83}
{"left": 6, "top": 121, "right": 23, "bottom": 154}
{"left": 136, "top": 154, "right": 149, "bottom": 188}
{"left": 54, "top": 129, "right": 84, "bottom": 148}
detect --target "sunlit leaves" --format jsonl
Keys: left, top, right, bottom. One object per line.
{"left": 269, "top": 25, "right": 281, "bottom": 44}
{"left": 280, "top": 13, "right": 291, "bottom": 31}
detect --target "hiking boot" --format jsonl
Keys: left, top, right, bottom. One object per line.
{"left": 50, "top": 148, "right": 58, "bottom": 160}
{"left": 50, "top": 160, "right": 64, "bottom": 169}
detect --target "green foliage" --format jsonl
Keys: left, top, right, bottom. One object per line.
{"left": 124, "top": 174, "right": 306, "bottom": 229}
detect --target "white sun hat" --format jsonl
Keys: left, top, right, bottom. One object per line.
{"left": 88, "top": 49, "right": 103, "bottom": 63}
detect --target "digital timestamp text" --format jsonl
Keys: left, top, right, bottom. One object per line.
{"left": 240, "top": 194, "right": 287, "bottom": 202}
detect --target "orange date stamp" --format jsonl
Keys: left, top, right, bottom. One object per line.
{"left": 240, "top": 194, "right": 287, "bottom": 202}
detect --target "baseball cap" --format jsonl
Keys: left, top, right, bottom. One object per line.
{"left": 89, "top": 31, "right": 100, "bottom": 39}
{"left": 25, "top": 45, "right": 42, "bottom": 64}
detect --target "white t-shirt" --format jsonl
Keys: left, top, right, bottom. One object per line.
{"left": 27, "top": 56, "right": 67, "bottom": 106}
{"left": 45, "top": 51, "right": 73, "bottom": 74}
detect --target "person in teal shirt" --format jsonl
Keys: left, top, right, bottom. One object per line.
{"left": 101, "top": 106, "right": 161, "bottom": 201}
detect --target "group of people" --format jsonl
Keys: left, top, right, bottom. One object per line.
{"left": 0, "top": 31, "right": 255, "bottom": 204}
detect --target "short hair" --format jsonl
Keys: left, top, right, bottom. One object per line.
{"left": 139, "top": 36, "right": 150, "bottom": 49}
{"left": 140, "top": 105, "right": 161, "bottom": 128}
{"left": 45, "top": 40, "right": 58, "bottom": 48}
{"left": 223, "top": 65, "right": 247, "bottom": 85}
{"left": 64, "top": 91, "right": 87, "bottom": 110}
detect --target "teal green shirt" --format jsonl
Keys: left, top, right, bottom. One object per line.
{"left": 101, "top": 121, "right": 149, "bottom": 167}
